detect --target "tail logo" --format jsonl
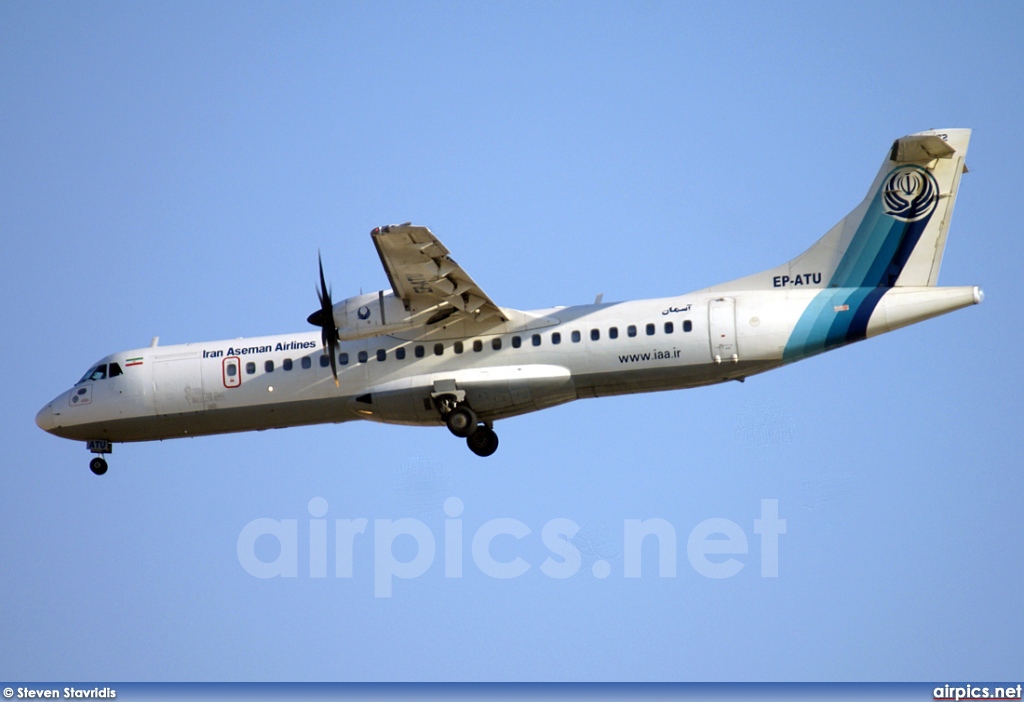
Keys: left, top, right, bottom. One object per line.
{"left": 882, "top": 166, "right": 939, "bottom": 222}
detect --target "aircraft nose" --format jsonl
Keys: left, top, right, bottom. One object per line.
{"left": 35, "top": 403, "right": 55, "bottom": 432}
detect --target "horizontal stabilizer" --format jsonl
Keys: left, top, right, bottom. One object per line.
{"left": 890, "top": 134, "right": 956, "bottom": 163}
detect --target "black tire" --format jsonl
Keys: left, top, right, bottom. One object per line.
{"left": 446, "top": 405, "right": 477, "bottom": 438}
{"left": 89, "top": 457, "right": 108, "bottom": 476}
{"left": 466, "top": 426, "right": 499, "bottom": 457}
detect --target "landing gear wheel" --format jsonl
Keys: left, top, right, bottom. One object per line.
{"left": 446, "top": 405, "right": 478, "bottom": 438}
{"left": 466, "top": 426, "right": 499, "bottom": 457}
{"left": 89, "top": 457, "right": 108, "bottom": 476}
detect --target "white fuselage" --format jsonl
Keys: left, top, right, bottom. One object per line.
{"left": 36, "top": 285, "right": 981, "bottom": 444}
{"left": 35, "top": 129, "right": 982, "bottom": 467}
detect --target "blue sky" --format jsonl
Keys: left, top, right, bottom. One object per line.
{"left": 2, "top": 1, "right": 1022, "bottom": 682}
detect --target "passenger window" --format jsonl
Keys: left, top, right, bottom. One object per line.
{"left": 627, "top": 325, "right": 637, "bottom": 337}
{"left": 664, "top": 322, "right": 674, "bottom": 334}
{"left": 512, "top": 336, "right": 521, "bottom": 348}
{"left": 473, "top": 340, "right": 483, "bottom": 352}
{"left": 532, "top": 334, "right": 541, "bottom": 347}
{"left": 265, "top": 360, "right": 274, "bottom": 372}
{"left": 552, "top": 332, "right": 561, "bottom": 345}
{"left": 226, "top": 363, "right": 237, "bottom": 377}
{"left": 246, "top": 362, "right": 256, "bottom": 374}
{"left": 591, "top": 329, "right": 600, "bottom": 341}
{"left": 396, "top": 347, "right": 406, "bottom": 360}
{"left": 340, "top": 353, "right": 349, "bottom": 365}
{"left": 302, "top": 357, "right": 312, "bottom": 369}
{"left": 609, "top": 327, "right": 618, "bottom": 339}
{"left": 454, "top": 341, "right": 464, "bottom": 354}
{"left": 319, "top": 355, "right": 329, "bottom": 368}
{"left": 434, "top": 343, "right": 444, "bottom": 356}
{"left": 571, "top": 330, "right": 581, "bottom": 343}
{"left": 377, "top": 349, "right": 386, "bottom": 362}
{"left": 283, "top": 358, "right": 293, "bottom": 371}
{"left": 108, "top": 363, "right": 123, "bottom": 378}
{"left": 358, "top": 350, "right": 368, "bottom": 363}
{"left": 683, "top": 320, "right": 693, "bottom": 332}
{"left": 492, "top": 338, "right": 502, "bottom": 350}
{"left": 415, "top": 345, "right": 425, "bottom": 358}
{"left": 646, "top": 323, "right": 655, "bottom": 336}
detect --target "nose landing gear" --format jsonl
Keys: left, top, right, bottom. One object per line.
{"left": 86, "top": 439, "right": 112, "bottom": 475}
{"left": 89, "top": 457, "right": 108, "bottom": 475}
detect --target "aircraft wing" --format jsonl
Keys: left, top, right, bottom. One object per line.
{"left": 371, "top": 223, "right": 508, "bottom": 323}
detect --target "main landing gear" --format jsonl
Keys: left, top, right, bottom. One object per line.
{"left": 436, "top": 397, "right": 500, "bottom": 457}
{"left": 86, "top": 439, "right": 112, "bottom": 475}
{"left": 466, "top": 425, "right": 499, "bottom": 457}
{"left": 445, "top": 404, "right": 477, "bottom": 438}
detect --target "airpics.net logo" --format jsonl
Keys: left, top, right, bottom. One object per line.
{"left": 882, "top": 165, "right": 940, "bottom": 222}
{"left": 236, "top": 498, "right": 787, "bottom": 597}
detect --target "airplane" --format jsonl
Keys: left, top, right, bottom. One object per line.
{"left": 37, "top": 128, "right": 982, "bottom": 475}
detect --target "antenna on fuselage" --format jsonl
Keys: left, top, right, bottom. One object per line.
{"left": 150, "top": 336, "right": 159, "bottom": 347}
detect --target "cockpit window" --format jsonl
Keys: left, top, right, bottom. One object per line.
{"left": 108, "top": 363, "right": 123, "bottom": 378}
{"left": 77, "top": 364, "right": 107, "bottom": 384}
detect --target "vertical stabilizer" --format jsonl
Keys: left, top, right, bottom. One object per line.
{"left": 705, "top": 129, "right": 971, "bottom": 292}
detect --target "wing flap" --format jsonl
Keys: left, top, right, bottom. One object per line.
{"left": 371, "top": 223, "right": 508, "bottom": 323}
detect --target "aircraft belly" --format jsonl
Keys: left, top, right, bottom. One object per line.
{"left": 575, "top": 359, "right": 780, "bottom": 399}
{"left": 48, "top": 396, "right": 358, "bottom": 442}
{"left": 361, "top": 378, "right": 434, "bottom": 426}
{"left": 356, "top": 364, "right": 578, "bottom": 425}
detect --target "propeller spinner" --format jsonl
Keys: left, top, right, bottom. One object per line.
{"left": 307, "top": 252, "right": 340, "bottom": 386}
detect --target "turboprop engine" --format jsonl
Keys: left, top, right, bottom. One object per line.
{"left": 334, "top": 290, "right": 418, "bottom": 340}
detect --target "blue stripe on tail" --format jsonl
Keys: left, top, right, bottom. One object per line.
{"left": 783, "top": 167, "right": 936, "bottom": 362}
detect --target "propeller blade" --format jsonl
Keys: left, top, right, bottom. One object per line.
{"left": 309, "top": 251, "right": 340, "bottom": 387}
{"left": 327, "top": 334, "right": 339, "bottom": 387}
{"left": 318, "top": 252, "right": 329, "bottom": 304}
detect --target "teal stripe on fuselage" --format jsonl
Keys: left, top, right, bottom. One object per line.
{"left": 823, "top": 286, "right": 874, "bottom": 347}
{"left": 785, "top": 288, "right": 861, "bottom": 360}
{"left": 785, "top": 286, "right": 888, "bottom": 362}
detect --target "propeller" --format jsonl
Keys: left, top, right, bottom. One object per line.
{"left": 306, "top": 252, "right": 340, "bottom": 386}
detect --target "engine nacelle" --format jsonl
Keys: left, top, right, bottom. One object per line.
{"left": 335, "top": 290, "right": 417, "bottom": 340}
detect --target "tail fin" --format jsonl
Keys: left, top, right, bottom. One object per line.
{"left": 707, "top": 128, "right": 970, "bottom": 292}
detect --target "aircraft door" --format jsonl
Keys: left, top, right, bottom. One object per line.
{"left": 708, "top": 297, "right": 738, "bottom": 363}
{"left": 222, "top": 356, "right": 241, "bottom": 388}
